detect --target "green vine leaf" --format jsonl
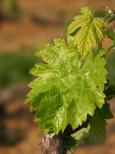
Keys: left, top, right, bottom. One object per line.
{"left": 71, "top": 102, "right": 113, "bottom": 145}
{"left": 85, "top": 109, "right": 106, "bottom": 144}
{"left": 84, "top": 102, "right": 113, "bottom": 144}
{"left": 67, "top": 7, "right": 107, "bottom": 58}
{"left": 27, "top": 38, "right": 107, "bottom": 134}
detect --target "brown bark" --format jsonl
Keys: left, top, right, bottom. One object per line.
{"left": 40, "top": 119, "right": 90, "bottom": 154}
{"left": 41, "top": 133, "right": 67, "bottom": 154}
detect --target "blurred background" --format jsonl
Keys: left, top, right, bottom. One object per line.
{"left": 0, "top": 0, "right": 115, "bottom": 154}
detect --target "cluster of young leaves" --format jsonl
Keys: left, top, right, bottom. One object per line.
{"left": 26, "top": 7, "right": 113, "bottom": 147}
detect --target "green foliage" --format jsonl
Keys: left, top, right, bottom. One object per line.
{"left": 27, "top": 38, "right": 107, "bottom": 133}
{"left": 85, "top": 109, "right": 106, "bottom": 144}
{"left": 26, "top": 6, "right": 114, "bottom": 150}
{"left": 106, "top": 49, "right": 115, "bottom": 87}
{"left": 106, "top": 29, "right": 115, "bottom": 41}
{"left": 84, "top": 102, "right": 113, "bottom": 144}
{"left": 3, "top": 0, "right": 20, "bottom": 14}
{"left": 72, "top": 102, "right": 113, "bottom": 146}
{"left": 67, "top": 7, "right": 107, "bottom": 58}
{"left": 0, "top": 51, "right": 37, "bottom": 87}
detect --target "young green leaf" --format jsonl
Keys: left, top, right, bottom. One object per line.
{"left": 68, "top": 7, "right": 107, "bottom": 58}
{"left": 27, "top": 38, "right": 107, "bottom": 133}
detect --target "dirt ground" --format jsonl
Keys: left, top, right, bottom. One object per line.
{"left": 0, "top": 0, "right": 115, "bottom": 154}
